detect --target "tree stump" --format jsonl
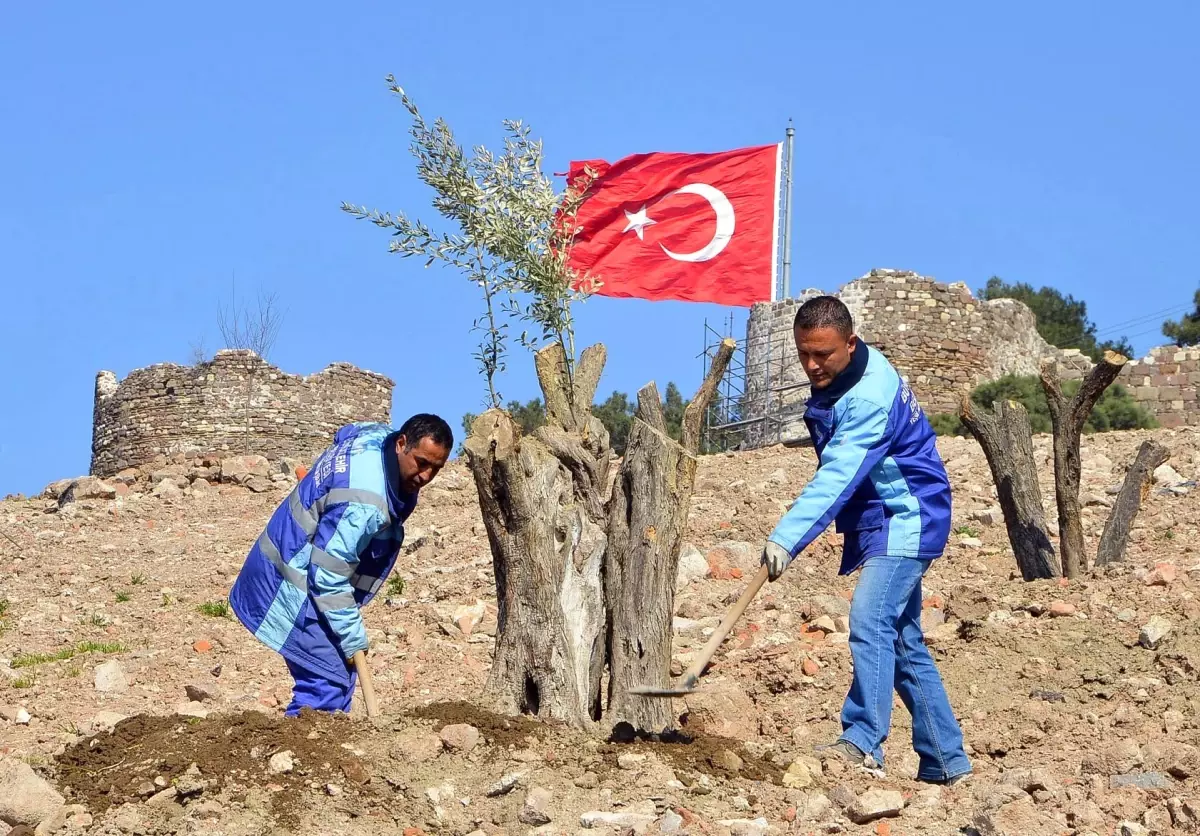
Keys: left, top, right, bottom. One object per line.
{"left": 464, "top": 337, "right": 735, "bottom": 730}
{"left": 1040, "top": 351, "right": 1127, "bottom": 578}
{"left": 604, "top": 339, "right": 735, "bottom": 733}
{"left": 959, "top": 395, "right": 1059, "bottom": 581}
{"left": 1096, "top": 440, "right": 1170, "bottom": 566}
{"left": 462, "top": 343, "right": 610, "bottom": 725}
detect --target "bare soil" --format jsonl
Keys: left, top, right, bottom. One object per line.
{"left": 1, "top": 426, "right": 1198, "bottom": 834}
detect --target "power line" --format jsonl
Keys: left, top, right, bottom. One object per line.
{"left": 1095, "top": 304, "right": 1193, "bottom": 338}
{"left": 1120, "top": 322, "right": 1186, "bottom": 344}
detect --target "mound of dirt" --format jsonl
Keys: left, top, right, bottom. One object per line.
{"left": 56, "top": 709, "right": 375, "bottom": 822}
{"left": 408, "top": 699, "right": 553, "bottom": 750}
{"left": 602, "top": 724, "right": 783, "bottom": 784}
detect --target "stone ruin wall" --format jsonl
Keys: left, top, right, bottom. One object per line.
{"left": 90, "top": 350, "right": 394, "bottom": 477}
{"left": 744, "top": 269, "right": 1199, "bottom": 445}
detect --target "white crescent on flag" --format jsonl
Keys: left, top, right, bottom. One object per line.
{"left": 657, "top": 183, "right": 736, "bottom": 263}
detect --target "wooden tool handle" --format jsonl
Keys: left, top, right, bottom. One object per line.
{"left": 682, "top": 564, "right": 770, "bottom": 683}
{"left": 351, "top": 650, "right": 379, "bottom": 718}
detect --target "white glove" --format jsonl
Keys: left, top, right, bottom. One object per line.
{"left": 762, "top": 541, "right": 793, "bottom": 582}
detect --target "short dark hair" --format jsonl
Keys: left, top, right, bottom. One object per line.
{"left": 398, "top": 413, "right": 453, "bottom": 451}
{"left": 794, "top": 295, "right": 854, "bottom": 337}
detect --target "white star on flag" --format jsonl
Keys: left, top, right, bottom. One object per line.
{"left": 622, "top": 205, "right": 656, "bottom": 240}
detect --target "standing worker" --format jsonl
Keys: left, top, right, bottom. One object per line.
{"left": 230, "top": 415, "right": 452, "bottom": 716}
{"left": 761, "top": 296, "right": 971, "bottom": 785}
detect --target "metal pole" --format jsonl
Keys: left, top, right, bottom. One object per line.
{"left": 782, "top": 120, "right": 795, "bottom": 299}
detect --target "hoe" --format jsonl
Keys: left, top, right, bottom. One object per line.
{"left": 629, "top": 563, "right": 769, "bottom": 698}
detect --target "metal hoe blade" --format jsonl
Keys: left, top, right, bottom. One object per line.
{"left": 624, "top": 566, "right": 771, "bottom": 701}
{"left": 627, "top": 674, "right": 699, "bottom": 699}
{"left": 626, "top": 686, "right": 695, "bottom": 698}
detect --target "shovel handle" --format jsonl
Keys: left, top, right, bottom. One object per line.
{"left": 681, "top": 563, "right": 770, "bottom": 684}
{"left": 351, "top": 650, "right": 379, "bottom": 718}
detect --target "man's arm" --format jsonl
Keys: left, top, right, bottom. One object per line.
{"left": 767, "top": 397, "right": 893, "bottom": 562}
{"left": 308, "top": 501, "right": 383, "bottom": 660}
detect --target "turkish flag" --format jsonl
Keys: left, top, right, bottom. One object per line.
{"left": 565, "top": 143, "right": 781, "bottom": 307}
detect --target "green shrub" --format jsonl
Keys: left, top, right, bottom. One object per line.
{"left": 929, "top": 375, "right": 1156, "bottom": 436}
{"left": 928, "top": 413, "right": 967, "bottom": 437}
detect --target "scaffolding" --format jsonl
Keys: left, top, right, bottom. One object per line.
{"left": 696, "top": 119, "right": 809, "bottom": 452}
{"left": 698, "top": 313, "right": 813, "bottom": 452}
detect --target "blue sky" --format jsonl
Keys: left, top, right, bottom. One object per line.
{"left": 2, "top": 2, "right": 1197, "bottom": 496}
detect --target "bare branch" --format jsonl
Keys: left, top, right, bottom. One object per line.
{"left": 189, "top": 338, "right": 208, "bottom": 365}
{"left": 216, "top": 286, "right": 285, "bottom": 361}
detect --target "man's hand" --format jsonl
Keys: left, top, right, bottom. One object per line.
{"left": 762, "top": 541, "right": 792, "bottom": 582}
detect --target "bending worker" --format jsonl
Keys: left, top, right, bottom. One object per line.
{"left": 230, "top": 414, "right": 452, "bottom": 716}
{"left": 761, "top": 296, "right": 971, "bottom": 786}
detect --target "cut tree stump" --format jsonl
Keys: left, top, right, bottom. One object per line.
{"left": 604, "top": 339, "right": 735, "bottom": 733}
{"left": 960, "top": 395, "right": 1059, "bottom": 581}
{"left": 463, "top": 343, "right": 610, "bottom": 726}
{"left": 1040, "top": 351, "right": 1128, "bottom": 578}
{"left": 1096, "top": 440, "right": 1170, "bottom": 566}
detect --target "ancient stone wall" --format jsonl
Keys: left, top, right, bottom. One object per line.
{"left": 742, "top": 269, "right": 1198, "bottom": 445}
{"left": 1110, "top": 347, "right": 1200, "bottom": 429}
{"left": 90, "top": 350, "right": 394, "bottom": 477}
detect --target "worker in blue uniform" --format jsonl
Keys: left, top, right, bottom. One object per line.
{"left": 762, "top": 296, "right": 971, "bottom": 786}
{"left": 230, "top": 414, "right": 452, "bottom": 716}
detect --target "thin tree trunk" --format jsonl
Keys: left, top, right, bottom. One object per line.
{"left": 959, "top": 395, "right": 1059, "bottom": 581}
{"left": 463, "top": 343, "right": 610, "bottom": 726}
{"left": 1096, "top": 440, "right": 1169, "bottom": 566}
{"left": 604, "top": 339, "right": 736, "bottom": 733}
{"left": 1040, "top": 351, "right": 1127, "bottom": 578}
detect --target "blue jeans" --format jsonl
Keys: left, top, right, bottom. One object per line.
{"left": 839, "top": 555, "right": 971, "bottom": 781}
{"left": 284, "top": 658, "right": 356, "bottom": 717}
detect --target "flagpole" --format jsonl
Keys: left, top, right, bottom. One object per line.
{"left": 781, "top": 119, "right": 795, "bottom": 299}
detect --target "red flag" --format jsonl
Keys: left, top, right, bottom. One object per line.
{"left": 565, "top": 144, "right": 781, "bottom": 307}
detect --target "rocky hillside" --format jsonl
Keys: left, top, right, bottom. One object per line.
{"left": 1, "top": 427, "right": 1199, "bottom": 836}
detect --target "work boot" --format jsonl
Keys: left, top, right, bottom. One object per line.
{"left": 814, "top": 739, "right": 867, "bottom": 765}
{"left": 815, "top": 739, "right": 885, "bottom": 771}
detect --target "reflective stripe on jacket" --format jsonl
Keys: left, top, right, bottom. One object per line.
{"left": 229, "top": 422, "right": 415, "bottom": 682}
{"left": 767, "top": 342, "right": 952, "bottom": 575}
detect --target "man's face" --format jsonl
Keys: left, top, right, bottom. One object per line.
{"left": 394, "top": 435, "right": 450, "bottom": 493}
{"left": 794, "top": 326, "right": 857, "bottom": 390}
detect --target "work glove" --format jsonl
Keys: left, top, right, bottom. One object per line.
{"left": 762, "top": 541, "right": 793, "bottom": 582}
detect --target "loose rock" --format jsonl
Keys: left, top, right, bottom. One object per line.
{"left": 676, "top": 544, "right": 709, "bottom": 591}
{"left": 519, "top": 787, "right": 553, "bottom": 826}
{"left": 580, "top": 811, "right": 656, "bottom": 831}
{"left": 0, "top": 758, "right": 66, "bottom": 827}
{"left": 267, "top": 751, "right": 294, "bottom": 775}
{"left": 847, "top": 788, "right": 904, "bottom": 824}
{"left": 782, "top": 756, "right": 820, "bottom": 789}
{"left": 1154, "top": 464, "right": 1185, "bottom": 487}
{"left": 485, "top": 771, "right": 524, "bottom": 797}
{"left": 93, "top": 660, "right": 128, "bottom": 693}
{"left": 1108, "top": 771, "right": 1172, "bottom": 790}
{"left": 717, "top": 818, "right": 769, "bottom": 836}
{"left": 390, "top": 730, "right": 443, "bottom": 763}
{"left": 184, "top": 680, "right": 222, "bottom": 703}
{"left": 1140, "top": 615, "right": 1173, "bottom": 649}
{"left": 439, "top": 723, "right": 480, "bottom": 753}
